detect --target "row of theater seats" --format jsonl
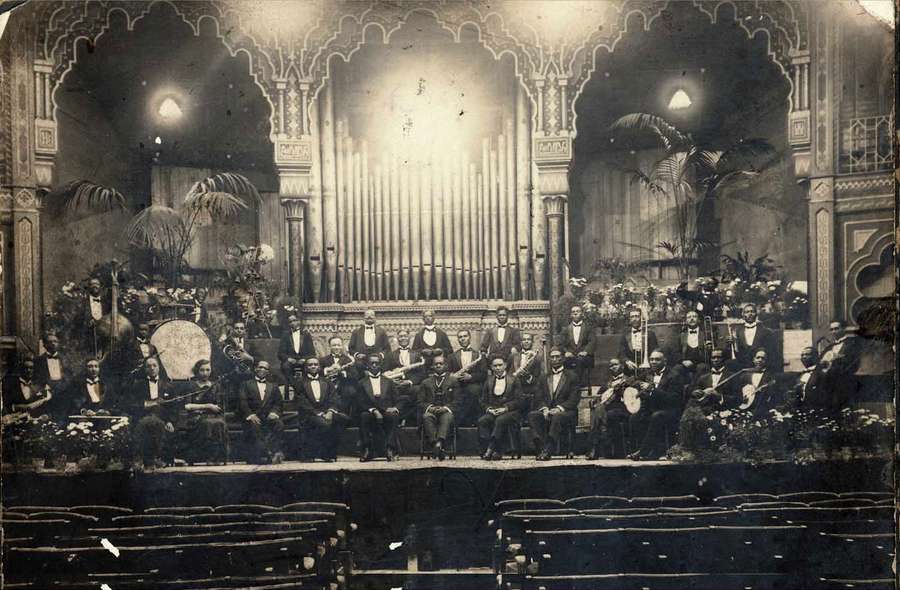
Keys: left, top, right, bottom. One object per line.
{"left": 1, "top": 502, "right": 355, "bottom": 589}
{"left": 492, "top": 491, "right": 895, "bottom": 590}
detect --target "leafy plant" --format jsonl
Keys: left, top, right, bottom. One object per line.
{"left": 719, "top": 251, "right": 778, "bottom": 283}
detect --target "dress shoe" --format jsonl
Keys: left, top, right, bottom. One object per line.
{"left": 627, "top": 451, "right": 645, "bottom": 461}
{"left": 537, "top": 451, "right": 551, "bottom": 461}
{"left": 386, "top": 448, "right": 397, "bottom": 462}
{"left": 482, "top": 447, "right": 495, "bottom": 461}
{"left": 585, "top": 448, "right": 599, "bottom": 460}
{"left": 489, "top": 450, "right": 503, "bottom": 461}
{"left": 271, "top": 452, "right": 284, "bottom": 465}
{"left": 360, "top": 449, "right": 373, "bottom": 462}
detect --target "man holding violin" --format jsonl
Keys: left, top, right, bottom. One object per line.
{"left": 126, "top": 356, "right": 176, "bottom": 469}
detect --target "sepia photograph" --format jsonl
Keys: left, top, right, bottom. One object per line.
{"left": 0, "top": 0, "right": 896, "bottom": 588}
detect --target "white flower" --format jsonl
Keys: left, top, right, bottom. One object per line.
{"left": 720, "top": 410, "right": 732, "bottom": 418}
{"left": 258, "top": 243, "right": 275, "bottom": 262}
{"left": 710, "top": 436, "right": 717, "bottom": 442}
{"left": 720, "top": 419, "right": 727, "bottom": 426}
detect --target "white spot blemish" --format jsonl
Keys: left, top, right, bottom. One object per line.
{"left": 389, "top": 541, "right": 403, "bottom": 550}
{"left": 101, "top": 584, "right": 113, "bottom": 590}
{"left": 101, "top": 538, "right": 120, "bottom": 558}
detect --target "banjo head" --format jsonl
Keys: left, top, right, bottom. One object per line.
{"left": 150, "top": 320, "right": 212, "bottom": 380}
{"left": 622, "top": 386, "right": 641, "bottom": 414}
{"left": 739, "top": 383, "right": 756, "bottom": 409}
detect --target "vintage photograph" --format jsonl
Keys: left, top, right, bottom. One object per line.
{"left": 0, "top": 0, "right": 896, "bottom": 588}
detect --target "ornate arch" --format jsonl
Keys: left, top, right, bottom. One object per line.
{"left": 568, "top": 0, "right": 810, "bottom": 136}
{"left": 846, "top": 229, "right": 894, "bottom": 324}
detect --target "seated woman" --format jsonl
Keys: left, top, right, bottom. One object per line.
{"left": 181, "top": 359, "right": 228, "bottom": 465}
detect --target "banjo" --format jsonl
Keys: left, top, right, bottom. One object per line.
{"left": 739, "top": 379, "right": 777, "bottom": 410}
{"left": 599, "top": 380, "right": 642, "bottom": 414}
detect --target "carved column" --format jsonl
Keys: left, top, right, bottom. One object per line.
{"left": 543, "top": 194, "right": 567, "bottom": 300}
{"left": 808, "top": 178, "right": 835, "bottom": 329}
{"left": 281, "top": 198, "right": 307, "bottom": 300}
{"left": 533, "top": 135, "right": 572, "bottom": 300}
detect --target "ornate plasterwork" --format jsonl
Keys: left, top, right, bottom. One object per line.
{"left": 834, "top": 174, "right": 893, "bottom": 197}
{"left": 834, "top": 196, "right": 894, "bottom": 214}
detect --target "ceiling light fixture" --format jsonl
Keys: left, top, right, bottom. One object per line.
{"left": 158, "top": 97, "right": 183, "bottom": 120}
{"left": 668, "top": 89, "right": 692, "bottom": 111}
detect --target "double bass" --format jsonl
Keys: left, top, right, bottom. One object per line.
{"left": 94, "top": 260, "right": 133, "bottom": 365}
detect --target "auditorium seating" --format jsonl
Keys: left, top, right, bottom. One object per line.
{"left": 1, "top": 502, "right": 354, "bottom": 589}
{"left": 493, "top": 492, "right": 895, "bottom": 590}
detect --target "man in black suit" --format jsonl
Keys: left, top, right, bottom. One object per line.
{"left": 418, "top": 354, "right": 458, "bottom": 459}
{"left": 295, "top": 357, "right": 349, "bottom": 461}
{"left": 125, "top": 323, "right": 160, "bottom": 377}
{"left": 557, "top": 305, "right": 595, "bottom": 386}
{"left": 68, "top": 357, "right": 119, "bottom": 417}
{"left": 384, "top": 330, "right": 426, "bottom": 382}
{"left": 527, "top": 347, "right": 580, "bottom": 460}
{"left": 278, "top": 315, "right": 316, "bottom": 378}
{"left": 125, "top": 357, "right": 176, "bottom": 469}
{"left": 349, "top": 309, "right": 391, "bottom": 359}
{"left": 79, "top": 278, "right": 108, "bottom": 355}
{"left": 676, "top": 310, "right": 711, "bottom": 375}
{"left": 477, "top": 355, "right": 524, "bottom": 460}
{"left": 412, "top": 309, "right": 453, "bottom": 358}
{"left": 620, "top": 308, "right": 658, "bottom": 371}
{"left": 480, "top": 306, "right": 521, "bottom": 363}
{"left": 447, "top": 329, "right": 486, "bottom": 427}
{"left": 628, "top": 349, "right": 690, "bottom": 461}
{"left": 34, "top": 333, "right": 72, "bottom": 417}
{"left": 678, "top": 348, "right": 740, "bottom": 453}
{"left": 319, "top": 336, "right": 357, "bottom": 413}
{"left": 510, "top": 333, "right": 544, "bottom": 411}
{"left": 238, "top": 360, "right": 285, "bottom": 464}
{"left": 357, "top": 354, "right": 406, "bottom": 461}
{"left": 1, "top": 357, "right": 53, "bottom": 465}
{"left": 726, "top": 303, "right": 777, "bottom": 369}
{"left": 586, "top": 357, "right": 637, "bottom": 460}
{"left": 735, "top": 348, "right": 781, "bottom": 417}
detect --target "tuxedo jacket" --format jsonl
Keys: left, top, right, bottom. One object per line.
{"left": 125, "top": 338, "right": 160, "bottom": 372}
{"left": 348, "top": 326, "right": 391, "bottom": 358}
{"left": 480, "top": 375, "right": 523, "bottom": 412}
{"left": 510, "top": 350, "right": 544, "bottom": 388}
{"left": 384, "top": 348, "right": 426, "bottom": 385}
{"left": 238, "top": 378, "right": 284, "bottom": 420}
{"left": 447, "top": 349, "right": 487, "bottom": 385}
{"left": 125, "top": 377, "right": 176, "bottom": 421}
{"left": 2, "top": 375, "right": 50, "bottom": 411}
{"left": 733, "top": 324, "right": 777, "bottom": 367}
{"left": 530, "top": 369, "right": 581, "bottom": 413}
{"left": 557, "top": 323, "right": 596, "bottom": 356}
{"left": 319, "top": 353, "right": 357, "bottom": 387}
{"left": 598, "top": 375, "right": 638, "bottom": 414}
{"left": 417, "top": 373, "right": 460, "bottom": 413}
{"left": 735, "top": 369, "right": 780, "bottom": 411}
{"left": 619, "top": 328, "right": 659, "bottom": 365}
{"left": 80, "top": 295, "right": 110, "bottom": 331}
{"left": 690, "top": 368, "right": 739, "bottom": 408}
{"left": 480, "top": 325, "right": 522, "bottom": 360}
{"left": 642, "top": 365, "right": 690, "bottom": 413}
{"left": 677, "top": 328, "right": 710, "bottom": 365}
{"left": 278, "top": 330, "right": 317, "bottom": 363}
{"left": 293, "top": 376, "right": 341, "bottom": 418}
{"left": 356, "top": 375, "right": 403, "bottom": 412}
{"left": 34, "top": 352, "right": 73, "bottom": 387}
{"left": 67, "top": 375, "right": 118, "bottom": 416}
{"left": 411, "top": 327, "right": 453, "bottom": 357}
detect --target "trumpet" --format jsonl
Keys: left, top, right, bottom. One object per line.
{"left": 725, "top": 319, "right": 740, "bottom": 359}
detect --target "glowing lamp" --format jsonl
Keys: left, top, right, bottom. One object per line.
{"left": 668, "top": 89, "right": 692, "bottom": 111}
{"left": 158, "top": 97, "right": 183, "bottom": 120}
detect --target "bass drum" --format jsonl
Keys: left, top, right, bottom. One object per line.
{"left": 150, "top": 320, "right": 212, "bottom": 380}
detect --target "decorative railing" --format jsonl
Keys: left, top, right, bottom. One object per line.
{"left": 839, "top": 115, "right": 894, "bottom": 174}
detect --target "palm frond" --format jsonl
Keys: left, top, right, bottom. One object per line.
{"left": 622, "top": 167, "right": 666, "bottom": 194}
{"left": 47, "top": 180, "right": 128, "bottom": 216}
{"left": 125, "top": 206, "right": 188, "bottom": 248}
{"left": 716, "top": 138, "right": 775, "bottom": 174}
{"left": 609, "top": 113, "right": 690, "bottom": 151}
{"left": 184, "top": 172, "right": 260, "bottom": 218}
{"left": 706, "top": 169, "right": 759, "bottom": 197}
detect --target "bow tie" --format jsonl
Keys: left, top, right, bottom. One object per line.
{"left": 424, "top": 327, "right": 435, "bottom": 332}
{"left": 632, "top": 329, "right": 642, "bottom": 334}
{"left": 744, "top": 323, "right": 758, "bottom": 329}
{"left": 86, "top": 378, "right": 98, "bottom": 385}
{"left": 148, "top": 378, "right": 158, "bottom": 384}
{"left": 307, "top": 376, "right": 319, "bottom": 381}
{"left": 399, "top": 348, "right": 410, "bottom": 352}
{"left": 368, "top": 373, "right": 381, "bottom": 378}
{"left": 90, "top": 296, "right": 101, "bottom": 302}
{"left": 655, "top": 370, "right": 665, "bottom": 376}
{"left": 20, "top": 379, "right": 32, "bottom": 385}
{"left": 365, "top": 326, "right": 374, "bottom": 331}
{"left": 495, "top": 375, "right": 506, "bottom": 381}
{"left": 136, "top": 338, "right": 147, "bottom": 344}
{"left": 688, "top": 329, "right": 698, "bottom": 334}
{"left": 46, "top": 353, "right": 59, "bottom": 359}
{"left": 256, "top": 378, "right": 267, "bottom": 384}
{"left": 572, "top": 322, "right": 583, "bottom": 328}
{"left": 711, "top": 369, "right": 724, "bottom": 375}
{"left": 460, "top": 347, "right": 471, "bottom": 352}
{"left": 551, "top": 369, "right": 563, "bottom": 376}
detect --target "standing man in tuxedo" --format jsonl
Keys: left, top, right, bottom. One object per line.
{"left": 480, "top": 306, "right": 521, "bottom": 363}
{"left": 349, "top": 309, "right": 391, "bottom": 359}
{"left": 447, "top": 329, "right": 486, "bottom": 427}
{"left": 418, "top": 354, "right": 458, "bottom": 459}
{"left": 727, "top": 303, "right": 777, "bottom": 369}
{"left": 412, "top": 309, "right": 453, "bottom": 359}
{"left": 356, "top": 354, "right": 405, "bottom": 461}
{"left": 620, "top": 308, "right": 658, "bottom": 371}
{"left": 81, "top": 278, "right": 108, "bottom": 356}
{"left": 527, "top": 347, "right": 580, "bottom": 460}
{"left": 126, "top": 357, "right": 176, "bottom": 469}
{"left": 295, "top": 357, "right": 349, "bottom": 461}
{"left": 238, "top": 360, "right": 285, "bottom": 464}
{"left": 278, "top": 315, "right": 316, "bottom": 378}
{"left": 477, "top": 355, "right": 524, "bottom": 460}
{"left": 677, "top": 310, "right": 711, "bottom": 376}
{"left": 557, "top": 305, "right": 595, "bottom": 386}
{"left": 628, "top": 349, "right": 690, "bottom": 461}
{"left": 125, "top": 323, "right": 160, "bottom": 376}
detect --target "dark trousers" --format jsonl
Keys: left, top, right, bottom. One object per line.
{"left": 358, "top": 409, "right": 400, "bottom": 454}
{"left": 590, "top": 405, "right": 631, "bottom": 458}
{"left": 527, "top": 409, "right": 576, "bottom": 453}
{"left": 186, "top": 415, "right": 228, "bottom": 463}
{"left": 242, "top": 416, "right": 285, "bottom": 463}
{"left": 422, "top": 408, "right": 454, "bottom": 445}
{"left": 453, "top": 384, "right": 482, "bottom": 427}
{"left": 301, "top": 412, "right": 350, "bottom": 459}
{"left": 477, "top": 410, "right": 521, "bottom": 452}
{"left": 134, "top": 415, "right": 172, "bottom": 465}
{"left": 630, "top": 408, "right": 679, "bottom": 458}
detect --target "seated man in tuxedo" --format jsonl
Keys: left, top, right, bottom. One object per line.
{"left": 279, "top": 315, "right": 316, "bottom": 378}
{"left": 69, "top": 357, "right": 118, "bottom": 417}
{"left": 295, "top": 357, "right": 349, "bottom": 461}
{"left": 418, "top": 354, "right": 458, "bottom": 460}
{"left": 621, "top": 308, "right": 658, "bottom": 371}
{"left": 447, "top": 329, "right": 486, "bottom": 427}
{"left": 125, "top": 357, "right": 176, "bottom": 469}
{"left": 677, "top": 310, "right": 711, "bottom": 376}
{"left": 726, "top": 303, "right": 778, "bottom": 369}
{"left": 1, "top": 357, "right": 53, "bottom": 464}
{"left": 319, "top": 336, "right": 358, "bottom": 414}
{"left": 790, "top": 346, "right": 820, "bottom": 409}
{"left": 735, "top": 348, "right": 781, "bottom": 417}
{"left": 480, "top": 306, "right": 521, "bottom": 363}
{"left": 678, "top": 348, "right": 738, "bottom": 453}
{"left": 557, "top": 305, "right": 595, "bottom": 386}
{"left": 412, "top": 309, "right": 453, "bottom": 359}
{"left": 357, "top": 354, "right": 406, "bottom": 461}
{"left": 349, "top": 309, "right": 391, "bottom": 359}
{"left": 477, "top": 355, "right": 524, "bottom": 460}
{"left": 527, "top": 347, "right": 580, "bottom": 460}
{"left": 628, "top": 349, "right": 690, "bottom": 461}
{"left": 385, "top": 329, "right": 426, "bottom": 425}
{"left": 586, "top": 358, "right": 636, "bottom": 460}
{"left": 238, "top": 360, "right": 285, "bottom": 465}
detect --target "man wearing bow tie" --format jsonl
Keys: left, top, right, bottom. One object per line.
{"left": 69, "top": 357, "right": 118, "bottom": 417}
{"left": 412, "top": 310, "right": 453, "bottom": 359}
{"left": 677, "top": 311, "right": 711, "bottom": 375}
{"left": 557, "top": 305, "right": 596, "bottom": 386}
{"left": 356, "top": 354, "right": 406, "bottom": 462}
{"left": 726, "top": 304, "right": 778, "bottom": 369}
{"left": 349, "top": 309, "right": 391, "bottom": 359}
{"left": 126, "top": 357, "right": 176, "bottom": 469}
{"left": 295, "top": 357, "right": 349, "bottom": 461}
{"left": 126, "top": 323, "right": 160, "bottom": 375}
{"left": 278, "top": 315, "right": 316, "bottom": 378}
{"left": 79, "top": 278, "right": 108, "bottom": 356}
{"left": 678, "top": 348, "right": 739, "bottom": 453}
{"left": 628, "top": 349, "right": 690, "bottom": 461}
{"left": 620, "top": 308, "right": 658, "bottom": 372}
{"left": 480, "top": 306, "right": 522, "bottom": 363}
{"left": 787, "top": 346, "right": 819, "bottom": 410}
{"left": 238, "top": 360, "right": 285, "bottom": 465}
{"left": 586, "top": 357, "right": 636, "bottom": 460}
{"left": 2, "top": 357, "right": 53, "bottom": 465}
{"left": 418, "top": 355, "right": 458, "bottom": 460}
{"left": 34, "top": 333, "right": 72, "bottom": 417}
{"left": 447, "top": 329, "right": 487, "bottom": 427}
{"left": 735, "top": 349, "right": 781, "bottom": 417}
{"left": 528, "top": 347, "right": 580, "bottom": 460}
{"left": 477, "top": 355, "right": 524, "bottom": 460}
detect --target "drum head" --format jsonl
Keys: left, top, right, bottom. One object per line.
{"left": 150, "top": 320, "right": 212, "bottom": 380}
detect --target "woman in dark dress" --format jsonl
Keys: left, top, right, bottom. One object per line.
{"left": 183, "top": 359, "right": 228, "bottom": 464}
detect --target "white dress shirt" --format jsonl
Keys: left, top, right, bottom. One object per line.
{"left": 686, "top": 328, "right": 700, "bottom": 349}
{"left": 550, "top": 369, "right": 563, "bottom": 396}
{"left": 497, "top": 326, "right": 506, "bottom": 344}
{"left": 751, "top": 372, "right": 764, "bottom": 387}
{"left": 148, "top": 379, "right": 159, "bottom": 400}
{"left": 89, "top": 297, "right": 103, "bottom": 321}
{"left": 743, "top": 323, "right": 758, "bottom": 347}
{"left": 493, "top": 376, "right": 507, "bottom": 396}
{"left": 291, "top": 330, "right": 302, "bottom": 354}
{"left": 631, "top": 329, "right": 642, "bottom": 351}
{"left": 460, "top": 349, "right": 473, "bottom": 367}
{"left": 86, "top": 379, "right": 101, "bottom": 404}
{"left": 423, "top": 327, "right": 437, "bottom": 347}
{"left": 309, "top": 378, "right": 322, "bottom": 402}
{"left": 364, "top": 326, "right": 376, "bottom": 347}
{"left": 137, "top": 339, "right": 151, "bottom": 359}
{"left": 710, "top": 369, "right": 724, "bottom": 388}
{"left": 399, "top": 348, "right": 411, "bottom": 366}
{"left": 19, "top": 379, "right": 34, "bottom": 401}
{"left": 46, "top": 356, "right": 62, "bottom": 381}
{"left": 369, "top": 376, "right": 383, "bottom": 397}
{"left": 256, "top": 380, "right": 267, "bottom": 401}
{"left": 572, "top": 323, "right": 583, "bottom": 345}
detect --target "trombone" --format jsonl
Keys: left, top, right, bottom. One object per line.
{"left": 637, "top": 304, "right": 651, "bottom": 370}
{"left": 703, "top": 316, "right": 717, "bottom": 365}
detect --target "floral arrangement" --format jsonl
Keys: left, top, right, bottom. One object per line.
{"left": 222, "top": 243, "right": 279, "bottom": 337}
{"left": 62, "top": 417, "right": 130, "bottom": 466}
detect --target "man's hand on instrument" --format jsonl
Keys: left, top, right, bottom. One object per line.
{"left": 144, "top": 399, "right": 159, "bottom": 408}
{"left": 207, "top": 404, "right": 222, "bottom": 414}
{"left": 682, "top": 360, "right": 694, "bottom": 369}
{"left": 385, "top": 407, "right": 399, "bottom": 416}
{"left": 164, "top": 421, "right": 175, "bottom": 433}
{"left": 625, "top": 360, "right": 638, "bottom": 371}
{"left": 247, "top": 414, "right": 262, "bottom": 425}
{"left": 266, "top": 412, "right": 279, "bottom": 421}
{"left": 549, "top": 406, "right": 564, "bottom": 416}
{"left": 458, "top": 372, "right": 472, "bottom": 382}
{"left": 83, "top": 409, "right": 96, "bottom": 417}
{"left": 564, "top": 351, "right": 574, "bottom": 358}
{"left": 577, "top": 351, "right": 588, "bottom": 358}
{"left": 370, "top": 408, "right": 383, "bottom": 422}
